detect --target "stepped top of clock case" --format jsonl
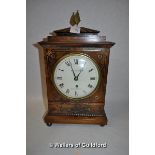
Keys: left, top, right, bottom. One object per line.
{"left": 38, "top": 27, "right": 115, "bottom": 48}
{"left": 53, "top": 27, "right": 100, "bottom": 36}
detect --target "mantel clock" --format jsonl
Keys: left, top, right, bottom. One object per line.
{"left": 38, "top": 26, "right": 115, "bottom": 126}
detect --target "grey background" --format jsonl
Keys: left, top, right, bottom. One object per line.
{"left": 27, "top": 0, "right": 129, "bottom": 155}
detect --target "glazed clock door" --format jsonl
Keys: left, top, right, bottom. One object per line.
{"left": 53, "top": 54, "right": 100, "bottom": 100}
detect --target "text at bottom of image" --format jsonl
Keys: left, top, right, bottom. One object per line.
{"left": 49, "top": 142, "right": 107, "bottom": 149}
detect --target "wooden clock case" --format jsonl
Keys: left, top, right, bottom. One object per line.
{"left": 38, "top": 27, "right": 115, "bottom": 126}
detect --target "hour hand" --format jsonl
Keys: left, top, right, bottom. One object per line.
{"left": 74, "top": 68, "right": 83, "bottom": 81}
{"left": 76, "top": 62, "right": 86, "bottom": 78}
{"left": 77, "top": 69, "right": 83, "bottom": 77}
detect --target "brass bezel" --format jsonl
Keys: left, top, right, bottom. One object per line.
{"left": 51, "top": 53, "right": 101, "bottom": 100}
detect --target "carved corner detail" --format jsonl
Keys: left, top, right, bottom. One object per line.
{"left": 46, "top": 48, "right": 56, "bottom": 63}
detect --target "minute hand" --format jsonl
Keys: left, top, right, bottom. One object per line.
{"left": 69, "top": 61, "right": 76, "bottom": 78}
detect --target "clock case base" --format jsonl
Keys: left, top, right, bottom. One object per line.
{"left": 44, "top": 112, "right": 107, "bottom": 126}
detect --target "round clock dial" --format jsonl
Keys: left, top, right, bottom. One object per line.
{"left": 53, "top": 54, "right": 100, "bottom": 99}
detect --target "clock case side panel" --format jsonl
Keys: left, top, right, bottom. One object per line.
{"left": 43, "top": 48, "right": 61, "bottom": 101}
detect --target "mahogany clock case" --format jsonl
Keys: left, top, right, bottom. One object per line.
{"left": 38, "top": 27, "right": 115, "bottom": 126}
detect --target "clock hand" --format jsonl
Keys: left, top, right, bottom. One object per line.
{"left": 77, "top": 69, "right": 83, "bottom": 77}
{"left": 69, "top": 60, "right": 76, "bottom": 79}
{"left": 74, "top": 62, "right": 86, "bottom": 81}
{"left": 74, "top": 68, "right": 83, "bottom": 81}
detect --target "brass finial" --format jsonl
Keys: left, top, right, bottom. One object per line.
{"left": 69, "top": 10, "right": 81, "bottom": 26}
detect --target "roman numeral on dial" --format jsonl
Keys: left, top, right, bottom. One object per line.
{"left": 59, "top": 69, "right": 64, "bottom": 71}
{"left": 57, "top": 77, "right": 62, "bottom": 80}
{"left": 66, "top": 89, "right": 70, "bottom": 94}
{"left": 75, "top": 91, "right": 78, "bottom": 96}
{"left": 65, "top": 61, "right": 71, "bottom": 66}
{"left": 90, "top": 77, "right": 95, "bottom": 80}
{"left": 59, "top": 83, "right": 64, "bottom": 88}
{"left": 88, "top": 84, "right": 93, "bottom": 88}
{"left": 74, "top": 59, "right": 78, "bottom": 64}
{"left": 89, "top": 68, "right": 93, "bottom": 72}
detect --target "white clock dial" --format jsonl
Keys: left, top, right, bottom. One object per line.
{"left": 53, "top": 54, "right": 100, "bottom": 99}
